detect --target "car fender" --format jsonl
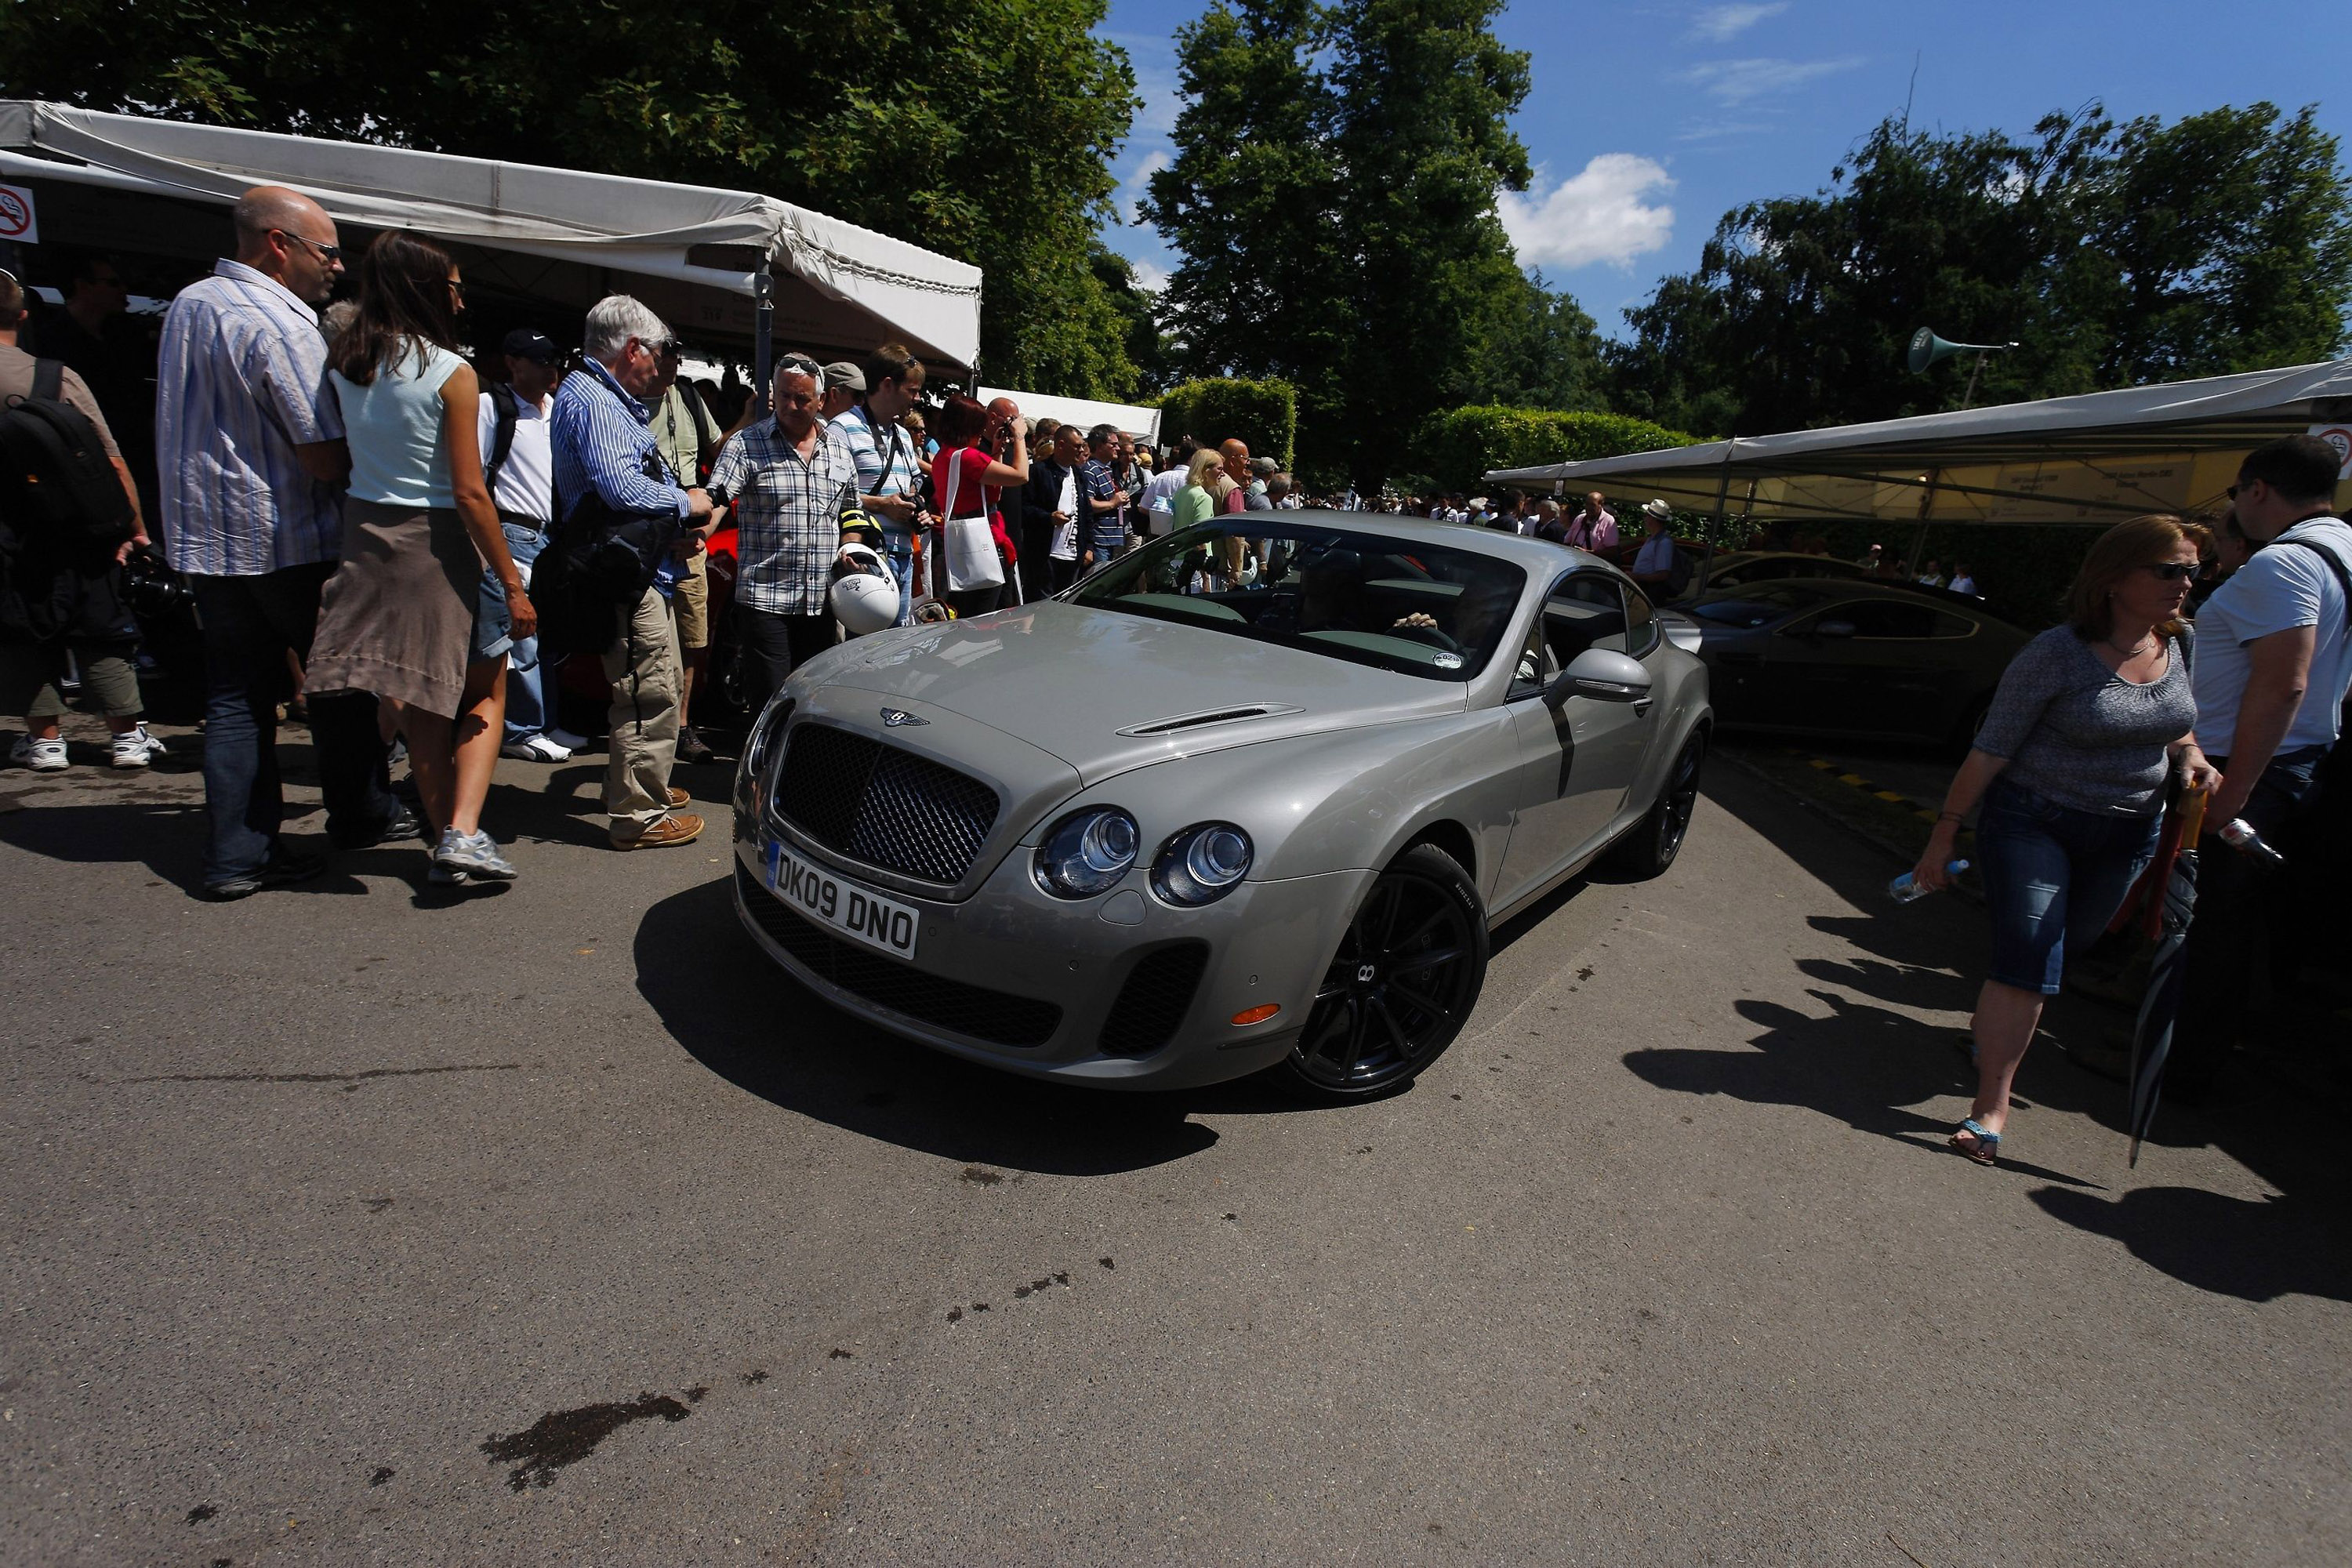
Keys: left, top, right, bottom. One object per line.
{"left": 1623, "top": 648, "right": 1712, "bottom": 808}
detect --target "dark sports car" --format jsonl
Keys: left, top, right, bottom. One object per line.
{"left": 1682, "top": 578, "right": 2029, "bottom": 746}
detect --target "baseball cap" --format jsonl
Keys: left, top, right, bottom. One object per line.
{"left": 823, "top": 361, "right": 867, "bottom": 393}
{"left": 1252, "top": 456, "right": 1278, "bottom": 476}
{"left": 502, "top": 328, "right": 559, "bottom": 365}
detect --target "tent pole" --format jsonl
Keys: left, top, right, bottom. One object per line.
{"left": 1906, "top": 467, "right": 1940, "bottom": 577}
{"left": 753, "top": 270, "right": 774, "bottom": 416}
{"left": 1699, "top": 441, "right": 1735, "bottom": 592}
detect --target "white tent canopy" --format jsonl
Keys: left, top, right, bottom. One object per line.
{"left": 978, "top": 387, "right": 1160, "bottom": 445}
{"left": 1486, "top": 358, "right": 2352, "bottom": 525}
{"left": 0, "top": 100, "right": 982, "bottom": 370}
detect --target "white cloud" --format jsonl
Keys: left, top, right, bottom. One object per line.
{"left": 1497, "top": 154, "right": 1676, "bottom": 273}
{"left": 1130, "top": 260, "right": 1170, "bottom": 294}
{"left": 1681, "top": 55, "right": 1865, "bottom": 104}
{"left": 1116, "top": 149, "right": 1171, "bottom": 226}
{"left": 1690, "top": 2, "right": 1788, "bottom": 43}
{"left": 1131, "top": 65, "right": 1184, "bottom": 137}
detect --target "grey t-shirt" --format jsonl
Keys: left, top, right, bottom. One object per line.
{"left": 1976, "top": 625, "right": 2196, "bottom": 816}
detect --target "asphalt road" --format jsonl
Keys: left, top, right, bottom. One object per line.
{"left": 3, "top": 723, "right": 2347, "bottom": 1566}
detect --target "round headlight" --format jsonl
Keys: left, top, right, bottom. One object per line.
{"left": 1034, "top": 807, "right": 1141, "bottom": 898}
{"left": 1152, "top": 822, "right": 1253, "bottom": 906}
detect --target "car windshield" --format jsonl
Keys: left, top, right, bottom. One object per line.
{"left": 1686, "top": 583, "right": 1835, "bottom": 629}
{"left": 1066, "top": 521, "right": 1527, "bottom": 682}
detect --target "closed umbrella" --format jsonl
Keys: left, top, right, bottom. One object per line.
{"left": 2125, "top": 782, "right": 2209, "bottom": 1167}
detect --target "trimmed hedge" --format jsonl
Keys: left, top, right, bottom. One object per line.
{"left": 1414, "top": 405, "right": 1698, "bottom": 495}
{"left": 1152, "top": 377, "right": 1298, "bottom": 468}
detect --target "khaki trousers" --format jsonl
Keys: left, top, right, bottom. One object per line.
{"left": 600, "top": 586, "right": 681, "bottom": 840}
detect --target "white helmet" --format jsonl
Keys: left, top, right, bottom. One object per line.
{"left": 829, "top": 545, "right": 900, "bottom": 637}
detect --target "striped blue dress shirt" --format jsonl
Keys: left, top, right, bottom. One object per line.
{"left": 154, "top": 260, "right": 345, "bottom": 577}
{"left": 550, "top": 358, "right": 694, "bottom": 525}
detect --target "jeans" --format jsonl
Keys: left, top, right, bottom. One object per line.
{"left": 498, "top": 520, "right": 550, "bottom": 742}
{"left": 2173, "top": 744, "right": 2328, "bottom": 1086}
{"left": 190, "top": 564, "right": 397, "bottom": 884}
{"left": 1974, "top": 776, "right": 2161, "bottom": 995}
{"left": 878, "top": 525, "right": 915, "bottom": 628}
{"left": 735, "top": 606, "right": 836, "bottom": 717}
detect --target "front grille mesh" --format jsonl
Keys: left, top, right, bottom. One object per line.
{"left": 771, "top": 722, "right": 1000, "bottom": 884}
{"left": 737, "top": 865, "right": 1062, "bottom": 1047}
{"left": 1098, "top": 942, "right": 1210, "bottom": 1057}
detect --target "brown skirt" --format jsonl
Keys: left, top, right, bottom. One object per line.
{"left": 303, "top": 497, "right": 481, "bottom": 721}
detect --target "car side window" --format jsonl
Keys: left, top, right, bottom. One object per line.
{"left": 1620, "top": 583, "right": 1658, "bottom": 656}
{"left": 1507, "top": 623, "right": 1549, "bottom": 699}
{"left": 1839, "top": 599, "right": 1943, "bottom": 639}
{"left": 1544, "top": 573, "right": 1628, "bottom": 665}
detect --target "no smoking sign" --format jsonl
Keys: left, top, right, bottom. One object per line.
{"left": 0, "top": 182, "right": 35, "bottom": 243}
{"left": 2308, "top": 423, "right": 2352, "bottom": 480}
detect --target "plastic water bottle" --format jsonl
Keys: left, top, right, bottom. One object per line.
{"left": 2218, "top": 819, "right": 2285, "bottom": 866}
{"left": 1888, "top": 859, "right": 1969, "bottom": 904}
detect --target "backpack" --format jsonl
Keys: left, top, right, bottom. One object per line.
{"left": 482, "top": 379, "right": 520, "bottom": 494}
{"left": 0, "top": 359, "right": 134, "bottom": 551}
{"left": 2267, "top": 521, "right": 2352, "bottom": 648}
{"left": 1664, "top": 543, "right": 1694, "bottom": 598}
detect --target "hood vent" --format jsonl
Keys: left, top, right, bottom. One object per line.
{"left": 1118, "top": 703, "right": 1304, "bottom": 738}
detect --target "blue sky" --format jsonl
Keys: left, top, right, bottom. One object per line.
{"left": 1095, "top": 0, "right": 2352, "bottom": 338}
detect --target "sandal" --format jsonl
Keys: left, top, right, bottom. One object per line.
{"left": 1950, "top": 1118, "right": 2000, "bottom": 1166}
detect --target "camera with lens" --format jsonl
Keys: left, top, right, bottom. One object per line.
{"left": 122, "top": 544, "right": 196, "bottom": 618}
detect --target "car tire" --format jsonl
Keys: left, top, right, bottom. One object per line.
{"left": 1283, "top": 843, "right": 1489, "bottom": 1102}
{"left": 1606, "top": 728, "right": 1705, "bottom": 880}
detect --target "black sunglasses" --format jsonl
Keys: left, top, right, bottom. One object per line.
{"left": 2145, "top": 561, "right": 2198, "bottom": 581}
{"left": 273, "top": 228, "right": 343, "bottom": 264}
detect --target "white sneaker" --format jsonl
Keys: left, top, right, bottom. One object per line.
{"left": 543, "top": 727, "right": 591, "bottom": 753}
{"left": 111, "top": 725, "right": 167, "bottom": 769}
{"left": 13, "top": 735, "right": 67, "bottom": 771}
{"left": 500, "top": 733, "right": 572, "bottom": 762}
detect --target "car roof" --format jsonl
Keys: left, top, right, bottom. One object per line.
{"left": 1286, "top": 507, "right": 1623, "bottom": 575}
{"left": 1709, "top": 574, "right": 2027, "bottom": 630}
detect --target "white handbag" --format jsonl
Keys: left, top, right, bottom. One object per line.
{"left": 939, "top": 448, "right": 1005, "bottom": 593}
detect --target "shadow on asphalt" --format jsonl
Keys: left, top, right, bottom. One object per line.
{"left": 1625, "top": 770, "right": 2351, "bottom": 1305}
{"left": 634, "top": 875, "right": 1232, "bottom": 1177}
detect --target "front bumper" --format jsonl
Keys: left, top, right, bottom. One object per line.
{"left": 729, "top": 828, "right": 1374, "bottom": 1091}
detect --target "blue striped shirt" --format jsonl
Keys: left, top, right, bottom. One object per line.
{"left": 550, "top": 358, "right": 693, "bottom": 525}
{"left": 154, "top": 260, "right": 344, "bottom": 577}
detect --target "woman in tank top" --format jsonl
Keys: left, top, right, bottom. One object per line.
{"left": 307, "top": 231, "right": 535, "bottom": 887}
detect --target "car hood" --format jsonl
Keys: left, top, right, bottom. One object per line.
{"left": 804, "top": 600, "right": 1467, "bottom": 783}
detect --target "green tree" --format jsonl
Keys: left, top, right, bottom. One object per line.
{"left": 1472, "top": 269, "right": 1609, "bottom": 414}
{"left": 1138, "top": 1, "right": 1345, "bottom": 420}
{"left": 1143, "top": 0, "right": 1570, "bottom": 489}
{"left": 0, "top": 0, "right": 1146, "bottom": 396}
{"left": 1325, "top": 0, "right": 1533, "bottom": 487}
{"left": 1609, "top": 103, "right": 2352, "bottom": 437}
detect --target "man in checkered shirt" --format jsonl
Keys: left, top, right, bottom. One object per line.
{"left": 706, "top": 354, "right": 858, "bottom": 717}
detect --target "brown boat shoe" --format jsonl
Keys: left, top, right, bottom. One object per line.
{"left": 613, "top": 811, "right": 704, "bottom": 851}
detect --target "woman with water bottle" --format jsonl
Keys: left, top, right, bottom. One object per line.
{"left": 1906, "top": 515, "right": 2222, "bottom": 1166}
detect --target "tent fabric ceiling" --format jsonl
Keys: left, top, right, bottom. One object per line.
{"left": 1486, "top": 358, "right": 2352, "bottom": 525}
{"left": 978, "top": 387, "right": 1161, "bottom": 444}
{"left": 0, "top": 100, "right": 982, "bottom": 369}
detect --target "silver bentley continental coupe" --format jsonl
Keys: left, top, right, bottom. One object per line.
{"left": 732, "top": 513, "right": 1710, "bottom": 1100}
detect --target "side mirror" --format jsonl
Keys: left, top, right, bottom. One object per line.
{"left": 1548, "top": 648, "right": 1653, "bottom": 706}
{"left": 1813, "top": 619, "right": 1857, "bottom": 639}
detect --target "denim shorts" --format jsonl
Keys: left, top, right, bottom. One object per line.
{"left": 1976, "top": 776, "right": 2161, "bottom": 995}
{"left": 474, "top": 566, "right": 517, "bottom": 662}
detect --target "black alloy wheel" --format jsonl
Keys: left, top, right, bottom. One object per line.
{"left": 1610, "top": 730, "right": 1705, "bottom": 879}
{"left": 1286, "top": 843, "right": 1487, "bottom": 1100}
